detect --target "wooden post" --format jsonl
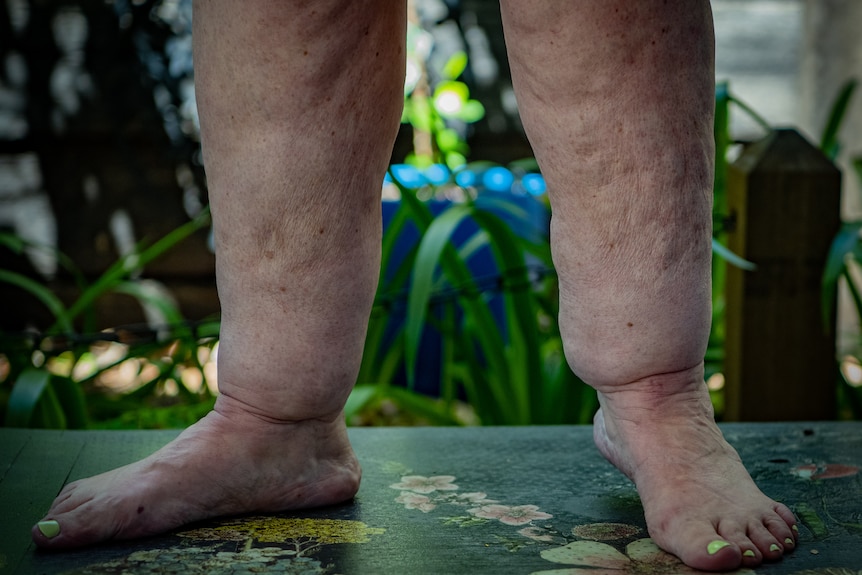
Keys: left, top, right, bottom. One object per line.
{"left": 724, "top": 129, "right": 841, "bottom": 421}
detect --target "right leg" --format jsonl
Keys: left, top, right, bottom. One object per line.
{"left": 32, "top": 0, "right": 406, "bottom": 549}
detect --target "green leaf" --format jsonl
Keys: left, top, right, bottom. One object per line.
{"left": 49, "top": 376, "right": 88, "bottom": 429}
{"left": 445, "top": 151, "right": 467, "bottom": 170}
{"left": 33, "top": 382, "right": 67, "bottom": 429}
{"left": 436, "top": 128, "right": 462, "bottom": 153}
{"left": 433, "top": 80, "right": 470, "bottom": 103}
{"left": 822, "top": 222, "right": 862, "bottom": 331}
{"left": 344, "top": 385, "right": 379, "bottom": 421}
{"left": 0, "top": 231, "right": 27, "bottom": 254}
{"left": 112, "top": 280, "right": 186, "bottom": 331}
{"left": 384, "top": 386, "right": 463, "bottom": 425}
{"left": 407, "top": 94, "right": 433, "bottom": 133}
{"left": 405, "top": 205, "right": 474, "bottom": 387}
{"left": 455, "top": 100, "right": 485, "bottom": 124}
{"left": 59, "top": 208, "right": 210, "bottom": 331}
{"left": 820, "top": 79, "right": 858, "bottom": 160}
{"left": 441, "top": 51, "right": 468, "bottom": 80}
{"left": 6, "top": 368, "right": 53, "bottom": 427}
{"left": 728, "top": 93, "right": 772, "bottom": 134}
{"left": 711, "top": 238, "right": 756, "bottom": 271}
{"left": 0, "top": 269, "right": 72, "bottom": 333}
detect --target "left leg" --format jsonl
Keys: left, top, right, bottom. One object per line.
{"left": 499, "top": 1, "right": 797, "bottom": 571}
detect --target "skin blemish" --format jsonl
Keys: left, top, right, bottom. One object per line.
{"left": 137, "top": 506, "right": 144, "bottom": 514}
{"left": 318, "top": 228, "right": 325, "bottom": 234}
{"left": 627, "top": 322, "right": 634, "bottom": 327}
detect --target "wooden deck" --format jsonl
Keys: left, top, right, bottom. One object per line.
{"left": 1, "top": 423, "right": 861, "bottom": 574}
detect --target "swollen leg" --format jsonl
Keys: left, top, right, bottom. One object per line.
{"left": 500, "top": 1, "right": 796, "bottom": 570}
{"left": 32, "top": 0, "right": 406, "bottom": 549}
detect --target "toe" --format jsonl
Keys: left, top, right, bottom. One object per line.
{"left": 765, "top": 509, "right": 797, "bottom": 547}
{"left": 716, "top": 525, "right": 761, "bottom": 567}
{"left": 657, "top": 522, "right": 743, "bottom": 572}
{"left": 746, "top": 523, "right": 785, "bottom": 561}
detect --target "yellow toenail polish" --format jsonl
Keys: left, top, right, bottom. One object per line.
{"left": 770, "top": 543, "right": 781, "bottom": 553}
{"left": 785, "top": 538, "right": 794, "bottom": 546}
{"left": 743, "top": 550, "right": 756, "bottom": 558}
{"left": 707, "top": 540, "right": 731, "bottom": 555}
{"left": 792, "top": 524, "right": 799, "bottom": 533}
{"left": 37, "top": 520, "right": 60, "bottom": 538}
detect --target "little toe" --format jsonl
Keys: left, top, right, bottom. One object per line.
{"left": 764, "top": 513, "right": 796, "bottom": 547}
{"left": 740, "top": 547, "right": 762, "bottom": 566}
{"left": 746, "top": 525, "right": 785, "bottom": 562}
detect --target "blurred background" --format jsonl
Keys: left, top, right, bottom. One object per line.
{"left": 1, "top": 0, "right": 860, "bottom": 429}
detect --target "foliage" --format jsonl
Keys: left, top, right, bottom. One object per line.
{"left": 707, "top": 82, "right": 771, "bottom": 409}
{"left": 403, "top": 16, "right": 485, "bottom": 170}
{"left": 0, "top": 209, "right": 216, "bottom": 429}
{"left": 355, "top": 164, "right": 596, "bottom": 425}
{"left": 818, "top": 79, "right": 862, "bottom": 419}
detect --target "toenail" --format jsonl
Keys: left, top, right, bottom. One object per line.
{"left": 743, "top": 550, "right": 756, "bottom": 558}
{"left": 785, "top": 537, "right": 794, "bottom": 546}
{"left": 37, "top": 520, "right": 60, "bottom": 538}
{"left": 707, "top": 540, "right": 731, "bottom": 555}
{"left": 770, "top": 543, "right": 781, "bottom": 553}
{"left": 792, "top": 524, "right": 799, "bottom": 533}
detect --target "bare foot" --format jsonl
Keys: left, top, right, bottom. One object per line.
{"left": 31, "top": 396, "right": 361, "bottom": 549}
{"left": 593, "top": 366, "right": 798, "bottom": 572}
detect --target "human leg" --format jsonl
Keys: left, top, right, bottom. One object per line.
{"left": 499, "top": 1, "right": 796, "bottom": 570}
{"left": 32, "top": 0, "right": 405, "bottom": 548}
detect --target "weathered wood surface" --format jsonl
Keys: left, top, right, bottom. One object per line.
{"left": 1, "top": 423, "right": 860, "bottom": 574}
{"left": 724, "top": 129, "right": 842, "bottom": 422}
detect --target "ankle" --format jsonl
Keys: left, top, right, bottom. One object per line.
{"left": 213, "top": 394, "right": 346, "bottom": 428}
{"left": 594, "top": 362, "right": 709, "bottom": 413}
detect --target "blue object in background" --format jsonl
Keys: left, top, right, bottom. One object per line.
{"left": 388, "top": 164, "right": 426, "bottom": 189}
{"left": 520, "top": 173, "right": 547, "bottom": 196}
{"left": 482, "top": 167, "right": 515, "bottom": 192}
{"left": 424, "top": 164, "right": 450, "bottom": 186}
{"left": 378, "top": 187, "right": 550, "bottom": 398}
{"left": 454, "top": 169, "right": 478, "bottom": 188}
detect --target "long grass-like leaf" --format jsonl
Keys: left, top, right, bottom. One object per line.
{"left": 6, "top": 368, "right": 53, "bottom": 427}
{"left": 470, "top": 209, "right": 541, "bottom": 423}
{"left": 49, "top": 376, "right": 88, "bottom": 429}
{"left": 0, "top": 269, "right": 72, "bottom": 333}
{"left": 344, "top": 385, "right": 379, "bottom": 421}
{"left": 112, "top": 280, "right": 187, "bottom": 332}
{"left": 728, "top": 93, "right": 772, "bottom": 134}
{"left": 820, "top": 79, "right": 858, "bottom": 160}
{"left": 405, "top": 204, "right": 475, "bottom": 387}
{"left": 822, "top": 223, "right": 862, "bottom": 331}
{"left": 59, "top": 208, "right": 210, "bottom": 331}
{"left": 712, "top": 238, "right": 757, "bottom": 271}
{"left": 33, "top": 381, "right": 67, "bottom": 429}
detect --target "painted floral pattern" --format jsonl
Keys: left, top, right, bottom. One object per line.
{"left": 389, "top": 471, "right": 552, "bottom": 534}
{"left": 531, "top": 536, "right": 755, "bottom": 575}
{"left": 791, "top": 463, "right": 860, "bottom": 480}
{"left": 468, "top": 504, "right": 554, "bottom": 526}
{"left": 395, "top": 491, "right": 436, "bottom": 512}
{"left": 60, "top": 517, "right": 385, "bottom": 575}
{"left": 389, "top": 474, "right": 459, "bottom": 493}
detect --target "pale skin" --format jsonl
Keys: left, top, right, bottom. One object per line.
{"left": 32, "top": 1, "right": 798, "bottom": 571}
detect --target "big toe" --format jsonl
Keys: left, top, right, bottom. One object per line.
{"left": 32, "top": 515, "right": 107, "bottom": 550}
{"left": 658, "top": 524, "right": 745, "bottom": 572}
